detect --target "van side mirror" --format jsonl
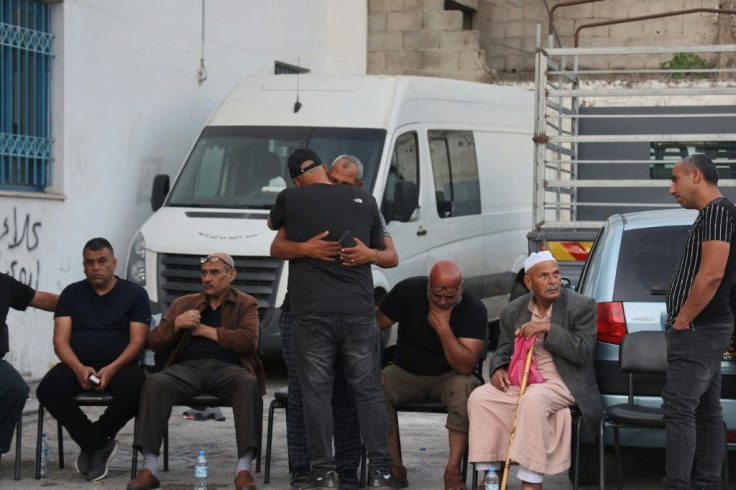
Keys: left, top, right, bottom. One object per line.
{"left": 561, "top": 277, "right": 572, "bottom": 290}
{"left": 392, "top": 180, "right": 419, "bottom": 222}
{"left": 151, "top": 174, "right": 170, "bottom": 211}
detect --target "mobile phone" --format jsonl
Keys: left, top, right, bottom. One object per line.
{"left": 88, "top": 374, "right": 101, "bottom": 386}
{"left": 338, "top": 230, "right": 357, "bottom": 248}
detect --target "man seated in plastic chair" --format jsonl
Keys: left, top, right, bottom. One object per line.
{"left": 466, "top": 251, "right": 602, "bottom": 490}
{"left": 376, "top": 260, "right": 487, "bottom": 490}
{"left": 36, "top": 237, "right": 150, "bottom": 482}
{"left": 127, "top": 252, "right": 265, "bottom": 490}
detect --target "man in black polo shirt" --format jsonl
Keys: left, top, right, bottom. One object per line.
{"left": 0, "top": 274, "right": 57, "bottom": 461}
{"left": 664, "top": 153, "right": 736, "bottom": 490}
{"left": 36, "top": 237, "right": 150, "bottom": 482}
{"left": 269, "top": 148, "right": 393, "bottom": 489}
{"left": 376, "top": 260, "right": 487, "bottom": 490}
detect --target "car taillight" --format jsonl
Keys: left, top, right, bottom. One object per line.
{"left": 597, "top": 302, "right": 627, "bottom": 344}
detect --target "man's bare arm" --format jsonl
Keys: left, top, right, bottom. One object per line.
{"left": 30, "top": 291, "right": 58, "bottom": 312}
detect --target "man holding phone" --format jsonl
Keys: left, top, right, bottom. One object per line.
{"left": 270, "top": 154, "right": 398, "bottom": 488}
{"left": 269, "top": 149, "right": 395, "bottom": 489}
{"left": 36, "top": 238, "right": 150, "bottom": 482}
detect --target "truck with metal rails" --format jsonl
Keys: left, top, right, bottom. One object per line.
{"left": 529, "top": 43, "right": 736, "bottom": 287}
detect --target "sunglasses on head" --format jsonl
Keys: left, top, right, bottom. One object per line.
{"left": 200, "top": 256, "right": 234, "bottom": 268}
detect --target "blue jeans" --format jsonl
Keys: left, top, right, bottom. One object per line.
{"left": 292, "top": 312, "right": 390, "bottom": 475}
{"left": 662, "top": 323, "right": 732, "bottom": 490}
{"left": 279, "top": 311, "right": 363, "bottom": 475}
{"left": 0, "top": 360, "right": 29, "bottom": 454}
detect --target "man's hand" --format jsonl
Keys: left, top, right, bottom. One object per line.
{"left": 340, "top": 237, "right": 374, "bottom": 267}
{"left": 175, "top": 309, "right": 201, "bottom": 332}
{"left": 491, "top": 368, "right": 511, "bottom": 392}
{"left": 671, "top": 318, "right": 692, "bottom": 331}
{"left": 74, "top": 365, "right": 97, "bottom": 390}
{"left": 96, "top": 364, "right": 119, "bottom": 391}
{"left": 516, "top": 319, "right": 550, "bottom": 339}
{"left": 427, "top": 304, "right": 453, "bottom": 333}
{"left": 303, "top": 231, "right": 341, "bottom": 262}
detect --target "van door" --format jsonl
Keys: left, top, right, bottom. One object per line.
{"left": 381, "top": 128, "right": 431, "bottom": 281}
{"left": 425, "top": 129, "right": 487, "bottom": 302}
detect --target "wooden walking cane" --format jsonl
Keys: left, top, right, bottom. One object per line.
{"left": 500, "top": 334, "right": 537, "bottom": 490}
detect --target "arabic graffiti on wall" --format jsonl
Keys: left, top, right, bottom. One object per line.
{"left": 1, "top": 207, "right": 42, "bottom": 289}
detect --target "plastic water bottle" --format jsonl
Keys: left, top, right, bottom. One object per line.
{"left": 484, "top": 466, "right": 499, "bottom": 490}
{"left": 40, "top": 433, "right": 49, "bottom": 478}
{"left": 194, "top": 449, "right": 207, "bottom": 490}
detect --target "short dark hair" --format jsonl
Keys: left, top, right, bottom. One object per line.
{"left": 84, "top": 237, "right": 114, "bottom": 256}
{"left": 682, "top": 153, "right": 719, "bottom": 185}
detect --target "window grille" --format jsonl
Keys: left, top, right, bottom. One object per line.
{"left": 0, "top": 0, "right": 53, "bottom": 191}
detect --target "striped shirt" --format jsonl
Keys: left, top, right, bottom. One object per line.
{"left": 666, "top": 197, "right": 736, "bottom": 327}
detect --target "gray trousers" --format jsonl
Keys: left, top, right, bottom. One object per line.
{"left": 133, "top": 358, "right": 262, "bottom": 458}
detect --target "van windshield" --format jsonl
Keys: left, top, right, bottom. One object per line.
{"left": 167, "top": 126, "right": 386, "bottom": 209}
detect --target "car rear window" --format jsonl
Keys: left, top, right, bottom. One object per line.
{"left": 613, "top": 225, "right": 690, "bottom": 301}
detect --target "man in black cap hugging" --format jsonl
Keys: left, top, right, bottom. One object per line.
{"left": 269, "top": 149, "right": 394, "bottom": 489}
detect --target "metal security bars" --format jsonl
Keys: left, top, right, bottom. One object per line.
{"left": 0, "top": 0, "right": 53, "bottom": 191}
{"left": 533, "top": 44, "right": 736, "bottom": 231}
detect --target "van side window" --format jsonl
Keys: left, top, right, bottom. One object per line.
{"left": 382, "top": 132, "right": 419, "bottom": 222}
{"left": 428, "top": 130, "right": 481, "bottom": 218}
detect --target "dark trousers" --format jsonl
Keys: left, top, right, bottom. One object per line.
{"left": 36, "top": 362, "right": 144, "bottom": 452}
{"left": 0, "top": 360, "right": 29, "bottom": 453}
{"left": 280, "top": 311, "right": 363, "bottom": 475}
{"left": 293, "top": 313, "right": 390, "bottom": 475}
{"left": 133, "top": 359, "right": 262, "bottom": 458}
{"left": 662, "top": 323, "right": 732, "bottom": 490}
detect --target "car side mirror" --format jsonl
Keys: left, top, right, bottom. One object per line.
{"left": 151, "top": 174, "right": 170, "bottom": 211}
{"left": 392, "top": 180, "right": 419, "bottom": 222}
{"left": 561, "top": 277, "right": 573, "bottom": 290}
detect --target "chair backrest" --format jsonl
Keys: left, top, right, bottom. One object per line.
{"left": 618, "top": 330, "right": 668, "bottom": 375}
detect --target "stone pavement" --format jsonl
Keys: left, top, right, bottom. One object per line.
{"left": 1, "top": 359, "right": 714, "bottom": 489}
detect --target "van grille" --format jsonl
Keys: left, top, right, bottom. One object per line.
{"left": 157, "top": 253, "right": 282, "bottom": 317}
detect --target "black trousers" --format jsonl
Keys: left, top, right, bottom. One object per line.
{"left": 36, "top": 362, "right": 145, "bottom": 451}
{"left": 0, "top": 359, "right": 29, "bottom": 453}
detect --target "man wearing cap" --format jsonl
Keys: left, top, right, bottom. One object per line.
{"left": 466, "top": 251, "right": 601, "bottom": 490}
{"left": 376, "top": 260, "right": 487, "bottom": 490}
{"left": 127, "top": 252, "right": 264, "bottom": 490}
{"left": 270, "top": 154, "right": 399, "bottom": 489}
{"left": 268, "top": 149, "right": 394, "bottom": 489}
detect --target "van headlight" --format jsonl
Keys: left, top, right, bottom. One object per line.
{"left": 126, "top": 231, "right": 146, "bottom": 285}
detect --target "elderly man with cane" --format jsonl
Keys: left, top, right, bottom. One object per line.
{"left": 466, "top": 251, "right": 602, "bottom": 490}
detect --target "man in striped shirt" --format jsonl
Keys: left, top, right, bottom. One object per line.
{"left": 664, "top": 153, "right": 736, "bottom": 490}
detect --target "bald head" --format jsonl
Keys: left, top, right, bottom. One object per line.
{"left": 203, "top": 252, "right": 235, "bottom": 268}
{"left": 429, "top": 260, "right": 463, "bottom": 284}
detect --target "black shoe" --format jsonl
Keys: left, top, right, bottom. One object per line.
{"left": 368, "top": 469, "right": 403, "bottom": 489}
{"left": 291, "top": 468, "right": 313, "bottom": 488}
{"left": 75, "top": 449, "right": 90, "bottom": 475}
{"left": 300, "top": 469, "right": 338, "bottom": 489}
{"left": 338, "top": 471, "right": 360, "bottom": 489}
{"left": 85, "top": 438, "right": 118, "bottom": 481}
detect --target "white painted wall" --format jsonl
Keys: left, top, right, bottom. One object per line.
{"left": 2, "top": 0, "right": 367, "bottom": 379}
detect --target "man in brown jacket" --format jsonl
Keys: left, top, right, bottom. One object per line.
{"left": 127, "top": 253, "right": 264, "bottom": 490}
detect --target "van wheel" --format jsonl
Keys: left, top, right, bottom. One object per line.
{"left": 510, "top": 280, "right": 527, "bottom": 301}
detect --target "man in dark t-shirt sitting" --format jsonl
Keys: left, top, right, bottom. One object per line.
{"left": 36, "top": 237, "right": 151, "bottom": 482}
{"left": 376, "top": 261, "right": 487, "bottom": 490}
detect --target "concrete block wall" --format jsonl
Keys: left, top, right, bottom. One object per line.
{"left": 367, "top": 0, "right": 493, "bottom": 82}
{"left": 476, "top": 0, "right": 734, "bottom": 81}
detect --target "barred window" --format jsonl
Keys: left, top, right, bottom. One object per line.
{"left": 0, "top": 0, "right": 53, "bottom": 191}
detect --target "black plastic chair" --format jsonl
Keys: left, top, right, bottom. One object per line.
{"left": 131, "top": 394, "right": 261, "bottom": 474}
{"left": 35, "top": 391, "right": 138, "bottom": 480}
{"left": 598, "top": 331, "right": 667, "bottom": 490}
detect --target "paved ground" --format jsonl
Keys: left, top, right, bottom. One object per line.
{"left": 1, "top": 358, "right": 734, "bottom": 489}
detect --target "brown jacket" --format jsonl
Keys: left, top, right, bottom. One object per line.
{"left": 148, "top": 287, "right": 266, "bottom": 395}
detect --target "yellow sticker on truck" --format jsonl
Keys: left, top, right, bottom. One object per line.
{"left": 543, "top": 241, "right": 593, "bottom": 262}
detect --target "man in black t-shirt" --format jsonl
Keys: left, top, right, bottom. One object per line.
{"left": 269, "top": 148, "right": 394, "bottom": 489}
{"left": 376, "top": 261, "right": 487, "bottom": 490}
{"left": 663, "top": 154, "right": 736, "bottom": 490}
{"left": 0, "top": 274, "right": 57, "bottom": 459}
{"left": 36, "top": 238, "right": 151, "bottom": 482}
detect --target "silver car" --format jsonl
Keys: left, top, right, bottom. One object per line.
{"left": 577, "top": 208, "right": 736, "bottom": 449}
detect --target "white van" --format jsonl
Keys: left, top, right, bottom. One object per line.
{"left": 126, "top": 75, "right": 533, "bottom": 356}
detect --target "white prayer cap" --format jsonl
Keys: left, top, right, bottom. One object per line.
{"left": 524, "top": 251, "right": 557, "bottom": 272}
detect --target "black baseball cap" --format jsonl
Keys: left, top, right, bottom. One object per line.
{"left": 288, "top": 148, "right": 323, "bottom": 179}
